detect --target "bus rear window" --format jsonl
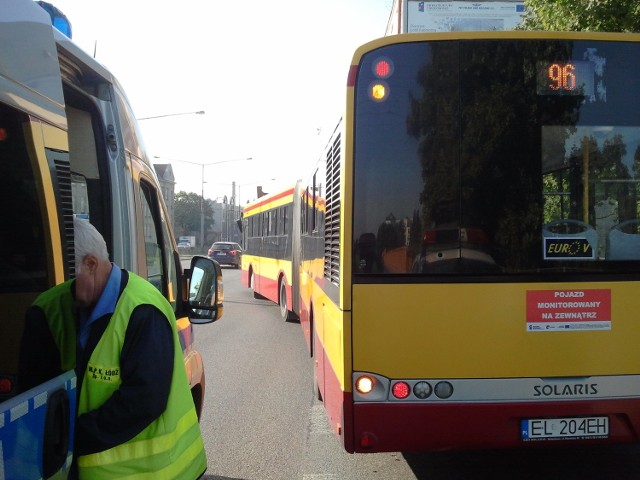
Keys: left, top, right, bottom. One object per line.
{"left": 352, "top": 39, "right": 640, "bottom": 277}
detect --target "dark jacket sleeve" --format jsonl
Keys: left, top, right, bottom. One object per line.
{"left": 74, "top": 304, "right": 175, "bottom": 456}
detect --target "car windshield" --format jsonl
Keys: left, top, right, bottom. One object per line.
{"left": 213, "top": 243, "right": 237, "bottom": 251}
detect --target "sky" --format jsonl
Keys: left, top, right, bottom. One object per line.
{"left": 49, "top": 0, "right": 393, "bottom": 205}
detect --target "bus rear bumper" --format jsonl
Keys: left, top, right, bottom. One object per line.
{"left": 351, "top": 399, "right": 640, "bottom": 452}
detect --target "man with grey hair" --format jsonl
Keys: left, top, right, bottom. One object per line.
{"left": 20, "top": 217, "right": 207, "bottom": 479}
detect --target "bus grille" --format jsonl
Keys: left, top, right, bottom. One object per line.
{"left": 324, "top": 134, "right": 341, "bottom": 285}
{"left": 53, "top": 155, "right": 75, "bottom": 277}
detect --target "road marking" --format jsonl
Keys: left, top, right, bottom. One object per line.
{"left": 303, "top": 475, "right": 339, "bottom": 480}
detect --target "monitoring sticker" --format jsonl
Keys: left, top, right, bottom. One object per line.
{"left": 526, "top": 289, "right": 611, "bottom": 332}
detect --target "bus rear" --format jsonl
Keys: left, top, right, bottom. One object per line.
{"left": 342, "top": 31, "right": 640, "bottom": 452}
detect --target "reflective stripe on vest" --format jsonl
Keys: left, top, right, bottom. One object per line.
{"left": 76, "top": 272, "right": 206, "bottom": 479}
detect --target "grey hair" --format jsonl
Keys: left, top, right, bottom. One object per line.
{"left": 74, "top": 217, "right": 109, "bottom": 272}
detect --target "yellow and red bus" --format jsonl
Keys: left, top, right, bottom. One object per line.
{"left": 244, "top": 30, "right": 640, "bottom": 453}
{"left": 242, "top": 186, "right": 301, "bottom": 321}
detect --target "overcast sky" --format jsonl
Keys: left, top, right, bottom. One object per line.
{"left": 50, "top": 0, "right": 392, "bottom": 204}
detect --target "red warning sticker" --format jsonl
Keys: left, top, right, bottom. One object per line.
{"left": 526, "top": 289, "right": 611, "bottom": 332}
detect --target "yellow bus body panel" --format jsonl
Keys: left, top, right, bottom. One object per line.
{"left": 305, "top": 266, "right": 351, "bottom": 393}
{"left": 250, "top": 256, "right": 292, "bottom": 282}
{"left": 352, "top": 281, "right": 640, "bottom": 379}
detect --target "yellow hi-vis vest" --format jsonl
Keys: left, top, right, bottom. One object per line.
{"left": 33, "top": 279, "right": 77, "bottom": 371}
{"left": 76, "top": 272, "right": 207, "bottom": 480}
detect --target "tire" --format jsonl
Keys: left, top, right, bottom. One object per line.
{"left": 279, "top": 280, "right": 290, "bottom": 321}
{"left": 250, "top": 270, "right": 266, "bottom": 300}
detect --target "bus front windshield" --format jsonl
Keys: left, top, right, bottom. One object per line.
{"left": 353, "top": 38, "right": 640, "bottom": 277}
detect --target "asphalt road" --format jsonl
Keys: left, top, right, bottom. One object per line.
{"left": 187, "top": 265, "right": 640, "bottom": 480}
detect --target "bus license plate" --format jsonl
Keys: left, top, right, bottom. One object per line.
{"left": 521, "top": 417, "right": 609, "bottom": 441}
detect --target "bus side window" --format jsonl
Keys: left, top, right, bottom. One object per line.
{"left": 72, "top": 173, "right": 90, "bottom": 218}
{"left": 138, "top": 178, "right": 179, "bottom": 307}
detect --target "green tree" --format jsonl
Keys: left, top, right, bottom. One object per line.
{"left": 174, "top": 191, "right": 213, "bottom": 235}
{"left": 520, "top": 0, "right": 640, "bottom": 32}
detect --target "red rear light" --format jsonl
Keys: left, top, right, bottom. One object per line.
{"left": 208, "top": 249, "right": 213, "bottom": 255}
{"left": 373, "top": 57, "right": 394, "bottom": 79}
{"left": 229, "top": 250, "right": 237, "bottom": 255}
{"left": 392, "top": 381, "right": 411, "bottom": 399}
{"left": 360, "top": 432, "right": 378, "bottom": 448}
{"left": 375, "top": 60, "right": 390, "bottom": 77}
{"left": 0, "top": 376, "right": 13, "bottom": 394}
{"left": 462, "top": 228, "right": 488, "bottom": 244}
{"left": 422, "top": 230, "right": 437, "bottom": 244}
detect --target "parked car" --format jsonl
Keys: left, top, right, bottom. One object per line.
{"left": 208, "top": 241, "right": 242, "bottom": 268}
{"left": 178, "top": 241, "right": 191, "bottom": 249}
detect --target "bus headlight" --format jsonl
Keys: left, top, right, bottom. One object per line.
{"left": 355, "top": 375, "right": 375, "bottom": 394}
{"left": 353, "top": 372, "right": 389, "bottom": 402}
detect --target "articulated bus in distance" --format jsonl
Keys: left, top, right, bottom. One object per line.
{"left": 242, "top": 186, "right": 301, "bottom": 321}
{"left": 244, "top": 30, "right": 640, "bottom": 453}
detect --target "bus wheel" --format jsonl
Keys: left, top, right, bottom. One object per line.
{"left": 251, "top": 271, "right": 265, "bottom": 300}
{"left": 279, "top": 279, "right": 290, "bottom": 321}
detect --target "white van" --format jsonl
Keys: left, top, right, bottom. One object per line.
{"left": 0, "top": 2, "right": 223, "bottom": 477}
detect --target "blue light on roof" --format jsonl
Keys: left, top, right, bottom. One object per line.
{"left": 36, "top": 1, "right": 72, "bottom": 38}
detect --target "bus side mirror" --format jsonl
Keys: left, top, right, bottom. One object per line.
{"left": 186, "top": 256, "right": 224, "bottom": 324}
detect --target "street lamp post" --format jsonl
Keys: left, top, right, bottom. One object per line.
{"left": 153, "top": 156, "right": 253, "bottom": 250}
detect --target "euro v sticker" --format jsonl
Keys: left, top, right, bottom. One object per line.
{"left": 544, "top": 237, "right": 595, "bottom": 260}
{"left": 526, "top": 289, "right": 611, "bottom": 332}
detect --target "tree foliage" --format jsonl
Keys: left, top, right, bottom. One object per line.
{"left": 520, "top": 0, "right": 640, "bottom": 32}
{"left": 174, "top": 191, "right": 213, "bottom": 235}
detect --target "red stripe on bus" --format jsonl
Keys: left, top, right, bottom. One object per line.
{"left": 347, "top": 64, "right": 359, "bottom": 87}
{"left": 242, "top": 187, "right": 295, "bottom": 214}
